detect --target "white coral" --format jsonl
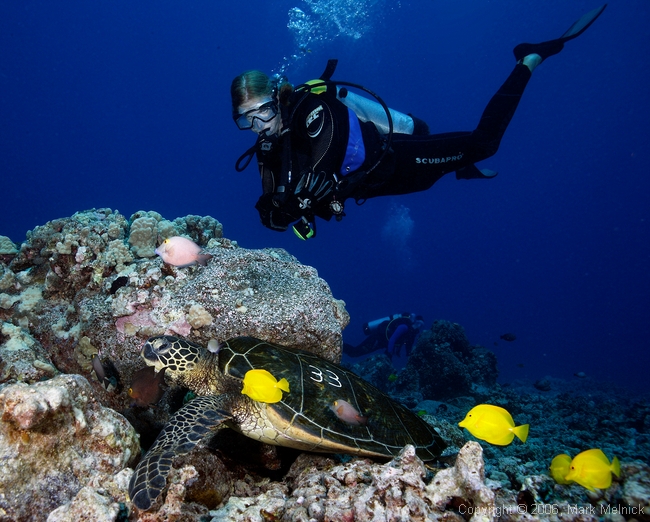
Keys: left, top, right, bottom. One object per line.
{"left": 187, "top": 303, "right": 213, "bottom": 328}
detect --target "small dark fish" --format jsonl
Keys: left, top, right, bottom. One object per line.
{"left": 517, "top": 363, "right": 525, "bottom": 368}
{"left": 128, "top": 367, "right": 166, "bottom": 407}
{"left": 92, "top": 354, "right": 123, "bottom": 393}
{"left": 500, "top": 333, "right": 517, "bottom": 342}
{"left": 574, "top": 371, "right": 587, "bottom": 379}
{"left": 110, "top": 276, "right": 129, "bottom": 295}
{"left": 91, "top": 354, "right": 105, "bottom": 381}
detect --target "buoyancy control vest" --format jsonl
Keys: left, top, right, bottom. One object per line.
{"left": 235, "top": 59, "right": 414, "bottom": 176}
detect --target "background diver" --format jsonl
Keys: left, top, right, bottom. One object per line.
{"left": 344, "top": 312, "right": 425, "bottom": 361}
{"left": 230, "top": 5, "right": 607, "bottom": 239}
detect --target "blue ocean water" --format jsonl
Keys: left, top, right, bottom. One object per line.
{"left": 1, "top": 1, "right": 649, "bottom": 393}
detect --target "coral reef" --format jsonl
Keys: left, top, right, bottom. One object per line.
{"left": 401, "top": 320, "right": 498, "bottom": 400}
{"left": 0, "top": 236, "right": 18, "bottom": 255}
{"left": 350, "top": 320, "right": 498, "bottom": 402}
{"left": 210, "top": 441, "right": 650, "bottom": 522}
{"left": 1, "top": 209, "right": 349, "bottom": 414}
{"left": 0, "top": 210, "right": 649, "bottom": 520}
{"left": 0, "top": 374, "right": 139, "bottom": 521}
{"left": 47, "top": 476, "right": 131, "bottom": 522}
{"left": 0, "top": 322, "right": 58, "bottom": 383}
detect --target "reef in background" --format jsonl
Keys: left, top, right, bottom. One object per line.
{"left": 0, "top": 210, "right": 649, "bottom": 521}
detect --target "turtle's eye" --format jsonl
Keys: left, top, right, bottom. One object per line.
{"left": 151, "top": 337, "right": 174, "bottom": 354}
{"left": 142, "top": 342, "right": 156, "bottom": 360}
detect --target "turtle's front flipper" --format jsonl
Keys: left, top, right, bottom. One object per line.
{"left": 128, "top": 395, "right": 232, "bottom": 511}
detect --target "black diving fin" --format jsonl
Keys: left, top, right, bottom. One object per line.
{"left": 513, "top": 4, "right": 607, "bottom": 62}
{"left": 560, "top": 4, "right": 608, "bottom": 42}
{"left": 456, "top": 164, "right": 498, "bottom": 180}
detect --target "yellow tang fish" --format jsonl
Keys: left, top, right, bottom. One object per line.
{"left": 458, "top": 404, "right": 529, "bottom": 446}
{"left": 241, "top": 369, "right": 290, "bottom": 404}
{"left": 549, "top": 454, "right": 573, "bottom": 484}
{"left": 564, "top": 449, "right": 621, "bottom": 491}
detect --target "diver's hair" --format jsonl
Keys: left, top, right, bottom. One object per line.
{"left": 230, "top": 70, "right": 293, "bottom": 114}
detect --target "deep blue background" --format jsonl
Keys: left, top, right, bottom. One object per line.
{"left": 2, "top": 1, "right": 649, "bottom": 392}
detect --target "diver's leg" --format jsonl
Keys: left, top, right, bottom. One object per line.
{"left": 353, "top": 7, "right": 608, "bottom": 198}
{"left": 359, "top": 58, "right": 533, "bottom": 194}
{"left": 358, "top": 59, "right": 530, "bottom": 194}
{"left": 471, "top": 63, "right": 532, "bottom": 160}
{"left": 472, "top": 5, "right": 607, "bottom": 157}
{"left": 344, "top": 334, "right": 380, "bottom": 358}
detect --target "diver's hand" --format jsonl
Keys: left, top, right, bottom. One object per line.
{"left": 255, "top": 193, "right": 300, "bottom": 232}
{"left": 294, "top": 170, "right": 333, "bottom": 205}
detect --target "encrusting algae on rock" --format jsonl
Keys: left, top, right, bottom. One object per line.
{"left": 0, "top": 375, "right": 139, "bottom": 520}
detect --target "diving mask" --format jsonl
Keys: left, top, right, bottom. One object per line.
{"left": 234, "top": 100, "right": 279, "bottom": 130}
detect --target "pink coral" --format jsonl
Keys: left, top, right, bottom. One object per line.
{"left": 115, "top": 309, "right": 156, "bottom": 334}
{"left": 167, "top": 318, "right": 192, "bottom": 337}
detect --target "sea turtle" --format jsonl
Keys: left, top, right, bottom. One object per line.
{"left": 128, "top": 335, "right": 448, "bottom": 510}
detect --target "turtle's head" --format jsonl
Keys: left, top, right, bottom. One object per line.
{"left": 141, "top": 335, "right": 203, "bottom": 379}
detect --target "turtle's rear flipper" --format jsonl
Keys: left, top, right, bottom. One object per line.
{"left": 128, "top": 395, "right": 232, "bottom": 511}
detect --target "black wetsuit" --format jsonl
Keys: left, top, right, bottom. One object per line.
{"left": 253, "top": 63, "right": 532, "bottom": 232}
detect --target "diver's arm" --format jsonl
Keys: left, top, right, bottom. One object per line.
{"left": 255, "top": 165, "right": 303, "bottom": 231}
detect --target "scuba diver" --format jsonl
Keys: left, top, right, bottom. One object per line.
{"left": 344, "top": 313, "right": 425, "bottom": 359}
{"left": 231, "top": 5, "right": 607, "bottom": 239}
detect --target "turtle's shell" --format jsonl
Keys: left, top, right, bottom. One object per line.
{"left": 219, "top": 337, "right": 446, "bottom": 461}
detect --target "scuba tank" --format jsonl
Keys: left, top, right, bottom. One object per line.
{"left": 336, "top": 87, "right": 415, "bottom": 136}
{"left": 363, "top": 313, "right": 413, "bottom": 336}
{"left": 363, "top": 316, "right": 391, "bottom": 336}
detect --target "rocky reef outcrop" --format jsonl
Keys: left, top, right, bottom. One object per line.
{"left": 0, "top": 374, "right": 138, "bottom": 521}
{"left": 400, "top": 320, "right": 498, "bottom": 400}
{"left": 0, "top": 209, "right": 348, "bottom": 413}
{"left": 210, "top": 442, "right": 495, "bottom": 522}
{"left": 350, "top": 319, "right": 498, "bottom": 402}
{"left": 0, "top": 209, "right": 349, "bottom": 520}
